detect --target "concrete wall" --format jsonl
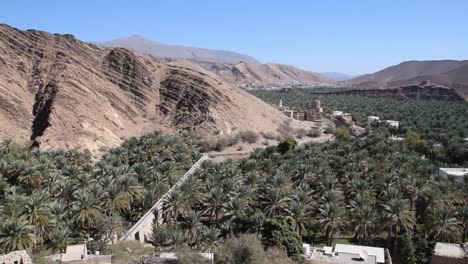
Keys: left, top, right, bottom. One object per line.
{"left": 62, "top": 255, "right": 112, "bottom": 264}
{"left": 121, "top": 155, "right": 210, "bottom": 242}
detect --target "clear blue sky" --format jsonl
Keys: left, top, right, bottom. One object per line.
{"left": 3, "top": 0, "right": 468, "bottom": 74}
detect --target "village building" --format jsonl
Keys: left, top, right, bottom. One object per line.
{"left": 430, "top": 242, "right": 468, "bottom": 264}
{"left": 47, "top": 243, "right": 111, "bottom": 263}
{"left": 305, "top": 244, "right": 391, "bottom": 264}
{"left": 278, "top": 99, "right": 323, "bottom": 122}
{"left": 439, "top": 168, "right": 468, "bottom": 181}
{"left": 385, "top": 120, "right": 399, "bottom": 128}
{"left": 367, "top": 116, "right": 381, "bottom": 127}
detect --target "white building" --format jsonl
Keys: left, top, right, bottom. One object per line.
{"left": 367, "top": 116, "right": 380, "bottom": 127}
{"left": 332, "top": 111, "right": 344, "bottom": 116}
{"left": 61, "top": 244, "right": 87, "bottom": 262}
{"left": 439, "top": 168, "right": 468, "bottom": 181}
{"left": 385, "top": 120, "right": 399, "bottom": 128}
{"left": 389, "top": 135, "right": 404, "bottom": 141}
{"left": 307, "top": 244, "right": 390, "bottom": 264}
{"left": 430, "top": 242, "right": 468, "bottom": 264}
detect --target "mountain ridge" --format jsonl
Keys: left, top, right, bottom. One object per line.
{"left": 95, "top": 35, "right": 259, "bottom": 65}
{"left": 347, "top": 60, "right": 468, "bottom": 98}
{"left": 0, "top": 23, "right": 309, "bottom": 153}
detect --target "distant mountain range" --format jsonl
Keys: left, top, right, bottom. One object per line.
{"left": 95, "top": 35, "right": 259, "bottom": 64}
{"left": 347, "top": 60, "right": 468, "bottom": 98}
{"left": 321, "top": 72, "right": 358, "bottom": 81}
{"left": 95, "top": 35, "right": 336, "bottom": 86}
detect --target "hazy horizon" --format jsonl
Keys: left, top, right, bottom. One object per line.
{"left": 3, "top": 0, "right": 468, "bottom": 75}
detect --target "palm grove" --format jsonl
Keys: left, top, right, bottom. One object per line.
{"left": 0, "top": 93, "right": 467, "bottom": 264}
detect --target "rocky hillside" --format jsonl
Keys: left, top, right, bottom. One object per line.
{"left": 195, "top": 61, "right": 336, "bottom": 86}
{"left": 95, "top": 35, "right": 259, "bottom": 64}
{"left": 327, "top": 82, "right": 465, "bottom": 101}
{"left": 0, "top": 24, "right": 308, "bottom": 153}
{"left": 347, "top": 60, "right": 468, "bottom": 98}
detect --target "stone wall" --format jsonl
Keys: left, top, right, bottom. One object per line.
{"left": 0, "top": 250, "right": 32, "bottom": 264}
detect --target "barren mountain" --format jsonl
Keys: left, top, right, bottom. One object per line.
{"left": 348, "top": 60, "right": 468, "bottom": 98}
{"left": 326, "top": 82, "right": 464, "bottom": 101}
{"left": 195, "top": 60, "right": 336, "bottom": 85}
{"left": 0, "top": 24, "right": 309, "bottom": 152}
{"left": 96, "top": 35, "right": 259, "bottom": 65}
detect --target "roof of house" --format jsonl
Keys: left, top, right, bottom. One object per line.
{"left": 440, "top": 168, "right": 468, "bottom": 176}
{"left": 434, "top": 242, "right": 468, "bottom": 258}
{"left": 311, "top": 249, "right": 377, "bottom": 264}
{"left": 334, "top": 244, "right": 385, "bottom": 263}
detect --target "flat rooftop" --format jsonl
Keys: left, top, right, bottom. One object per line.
{"left": 440, "top": 168, "right": 468, "bottom": 176}
{"left": 434, "top": 242, "right": 468, "bottom": 258}
{"left": 311, "top": 249, "right": 377, "bottom": 264}
{"left": 335, "top": 244, "right": 385, "bottom": 263}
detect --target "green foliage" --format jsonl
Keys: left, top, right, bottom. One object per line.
{"left": 334, "top": 127, "right": 351, "bottom": 141}
{"left": 0, "top": 132, "right": 199, "bottom": 253}
{"left": 405, "top": 131, "right": 428, "bottom": 153}
{"left": 111, "top": 240, "right": 154, "bottom": 264}
{"left": 251, "top": 89, "right": 468, "bottom": 165}
{"left": 214, "top": 234, "right": 269, "bottom": 264}
{"left": 262, "top": 216, "right": 303, "bottom": 260}
{"left": 277, "top": 136, "right": 297, "bottom": 153}
{"left": 398, "top": 233, "right": 416, "bottom": 264}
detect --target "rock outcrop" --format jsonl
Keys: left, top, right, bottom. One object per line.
{"left": 0, "top": 24, "right": 310, "bottom": 153}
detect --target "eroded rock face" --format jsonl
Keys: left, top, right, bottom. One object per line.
{"left": 0, "top": 23, "right": 305, "bottom": 153}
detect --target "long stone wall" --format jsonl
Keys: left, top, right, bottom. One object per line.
{"left": 0, "top": 250, "right": 32, "bottom": 264}
{"left": 120, "top": 155, "right": 210, "bottom": 242}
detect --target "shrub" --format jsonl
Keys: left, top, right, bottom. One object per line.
{"left": 238, "top": 131, "right": 260, "bottom": 144}
{"left": 261, "top": 216, "right": 303, "bottom": 260}
{"left": 266, "top": 247, "right": 295, "bottom": 264}
{"left": 214, "top": 234, "right": 268, "bottom": 264}
{"left": 335, "top": 127, "right": 351, "bottom": 141}
{"left": 277, "top": 137, "right": 298, "bottom": 154}
{"left": 214, "top": 136, "right": 238, "bottom": 151}
{"left": 295, "top": 128, "right": 307, "bottom": 139}
{"left": 323, "top": 123, "right": 335, "bottom": 134}
{"left": 306, "top": 128, "right": 322, "bottom": 138}
{"left": 277, "top": 122, "right": 294, "bottom": 137}
{"left": 177, "top": 249, "right": 212, "bottom": 264}
{"left": 111, "top": 241, "right": 154, "bottom": 264}
{"left": 261, "top": 131, "right": 277, "bottom": 140}
{"left": 405, "top": 131, "right": 428, "bottom": 153}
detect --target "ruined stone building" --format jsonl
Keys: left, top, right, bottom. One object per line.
{"left": 278, "top": 100, "right": 323, "bottom": 122}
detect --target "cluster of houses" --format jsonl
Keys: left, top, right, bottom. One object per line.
{"left": 303, "top": 242, "right": 468, "bottom": 264}
{"left": 278, "top": 99, "right": 323, "bottom": 122}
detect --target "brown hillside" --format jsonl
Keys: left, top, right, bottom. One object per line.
{"left": 195, "top": 61, "right": 336, "bottom": 85}
{"left": 0, "top": 24, "right": 309, "bottom": 152}
{"left": 347, "top": 60, "right": 468, "bottom": 98}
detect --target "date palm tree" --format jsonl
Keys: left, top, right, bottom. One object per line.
{"left": 20, "top": 190, "right": 53, "bottom": 249}
{"left": 180, "top": 210, "right": 204, "bottom": 248}
{"left": 72, "top": 190, "right": 102, "bottom": 232}
{"left": 383, "top": 198, "right": 415, "bottom": 254}
{"left": 319, "top": 202, "right": 346, "bottom": 246}
{"left": 350, "top": 197, "right": 377, "bottom": 245}
{"left": 428, "top": 207, "right": 461, "bottom": 243}
{"left": 0, "top": 218, "right": 35, "bottom": 253}
{"left": 202, "top": 187, "right": 225, "bottom": 223}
